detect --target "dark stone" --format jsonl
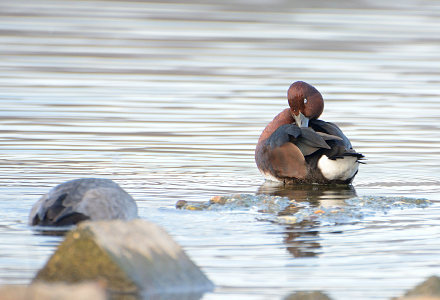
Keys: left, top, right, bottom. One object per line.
{"left": 29, "top": 178, "right": 138, "bottom": 226}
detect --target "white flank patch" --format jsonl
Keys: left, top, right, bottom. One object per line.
{"left": 262, "top": 171, "right": 282, "bottom": 182}
{"left": 318, "top": 155, "right": 359, "bottom": 181}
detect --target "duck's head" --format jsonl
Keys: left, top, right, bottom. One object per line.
{"left": 287, "top": 81, "right": 324, "bottom": 127}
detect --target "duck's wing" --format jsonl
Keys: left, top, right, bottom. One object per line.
{"left": 267, "top": 124, "right": 341, "bottom": 157}
{"left": 259, "top": 124, "right": 343, "bottom": 179}
{"left": 258, "top": 124, "right": 304, "bottom": 179}
{"left": 310, "top": 119, "right": 364, "bottom": 160}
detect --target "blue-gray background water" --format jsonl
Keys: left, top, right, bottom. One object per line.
{"left": 1, "top": 0, "right": 440, "bottom": 299}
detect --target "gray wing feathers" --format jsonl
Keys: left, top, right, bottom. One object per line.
{"left": 266, "top": 124, "right": 343, "bottom": 157}
{"left": 265, "top": 121, "right": 361, "bottom": 159}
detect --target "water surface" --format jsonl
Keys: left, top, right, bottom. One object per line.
{"left": 1, "top": 0, "right": 440, "bottom": 299}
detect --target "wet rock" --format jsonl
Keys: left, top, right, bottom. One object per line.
{"left": 29, "top": 178, "right": 138, "bottom": 226}
{"left": 396, "top": 276, "right": 440, "bottom": 299}
{"left": 0, "top": 282, "right": 106, "bottom": 300}
{"left": 176, "top": 194, "right": 294, "bottom": 213}
{"left": 34, "top": 219, "right": 214, "bottom": 297}
{"left": 284, "top": 291, "right": 333, "bottom": 300}
{"left": 177, "top": 194, "right": 431, "bottom": 226}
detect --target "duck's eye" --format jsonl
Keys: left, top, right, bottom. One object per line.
{"left": 304, "top": 98, "right": 308, "bottom": 104}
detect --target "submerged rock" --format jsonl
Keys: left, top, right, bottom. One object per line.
{"left": 397, "top": 276, "right": 440, "bottom": 299}
{"left": 0, "top": 282, "right": 106, "bottom": 300}
{"left": 177, "top": 194, "right": 431, "bottom": 225}
{"left": 284, "top": 291, "right": 333, "bottom": 300}
{"left": 176, "top": 194, "right": 294, "bottom": 214}
{"left": 29, "top": 178, "right": 138, "bottom": 226}
{"left": 34, "top": 219, "right": 214, "bottom": 297}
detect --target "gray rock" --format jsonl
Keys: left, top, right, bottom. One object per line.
{"left": 397, "top": 297, "right": 440, "bottom": 300}
{"left": 29, "top": 178, "right": 138, "bottom": 226}
{"left": 284, "top": 291, "right": 333, "bottom": 300}
{"left": 0, "top": 282, "right": 106, "bottom": 300}
{"left": 34, "top": 219, "right": 214, "bottom": 297}
{"left": 402, "top": 276, "right": 440, "bottom": 298}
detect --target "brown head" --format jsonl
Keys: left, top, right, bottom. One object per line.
{"left": 287, "top": 81, "right": 324, "bottom": 127}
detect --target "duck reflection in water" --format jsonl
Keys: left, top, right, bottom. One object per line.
{"left": 258, "top": 181, "right": 357, "bottom": 258}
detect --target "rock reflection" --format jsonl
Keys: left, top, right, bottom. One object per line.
{"left": 31, "top": 226, "right": 73, "bottom": 237}
{"left": 258, "top": 182, "right": 357, "bottom": 258}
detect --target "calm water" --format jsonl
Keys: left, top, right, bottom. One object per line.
{"left": 1, "top": 0, "right": 440, "bottom": 299}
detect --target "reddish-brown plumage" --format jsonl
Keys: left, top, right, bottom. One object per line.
{"left": 255, "top": 81, "right": 363, "bottom": 184}
{"left": 287, "top": 81, "right": 324, "bottom": 119}
{"left": 255, "top": 108, "right": 307, "bottom": 181}
{"left": 257, "top": 108, "right": 293, "bottom": 144}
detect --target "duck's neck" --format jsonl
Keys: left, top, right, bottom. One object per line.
{"left": 257, "top": 108, "right": 294, "bottom": 143}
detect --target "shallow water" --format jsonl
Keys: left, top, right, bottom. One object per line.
{"left": 1, "top": 0, "right": 440, "bottom": 299}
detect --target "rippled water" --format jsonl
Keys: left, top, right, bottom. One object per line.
{"left": 1, "top": 0, "right": 440, "bottom": 299}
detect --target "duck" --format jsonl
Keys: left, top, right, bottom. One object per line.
{"left": 255, "top": 81, "right": 364, "bottom": 184}
{"left": 29, "top": 178, "right": 138, "bottom": 226}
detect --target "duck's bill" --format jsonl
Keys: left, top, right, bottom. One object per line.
{"left": 294, "top": 112, "right": 309, "bottom": 127}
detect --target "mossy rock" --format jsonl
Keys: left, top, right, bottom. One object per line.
{"left": 34, "top": 219, "right": 214, "bottom": 296}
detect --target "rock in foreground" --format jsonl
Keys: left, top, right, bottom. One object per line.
{"left": 0, "top": 282, "right": 106, "bottom": 300}
{"left": 284, "top": 291, "right": 333, "bottom": 300}
{"left": 34, "top": 219, "right": 214, "bottom": 297}
{"left": 397, "top": 276, "right": 440, "bottom": 300}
